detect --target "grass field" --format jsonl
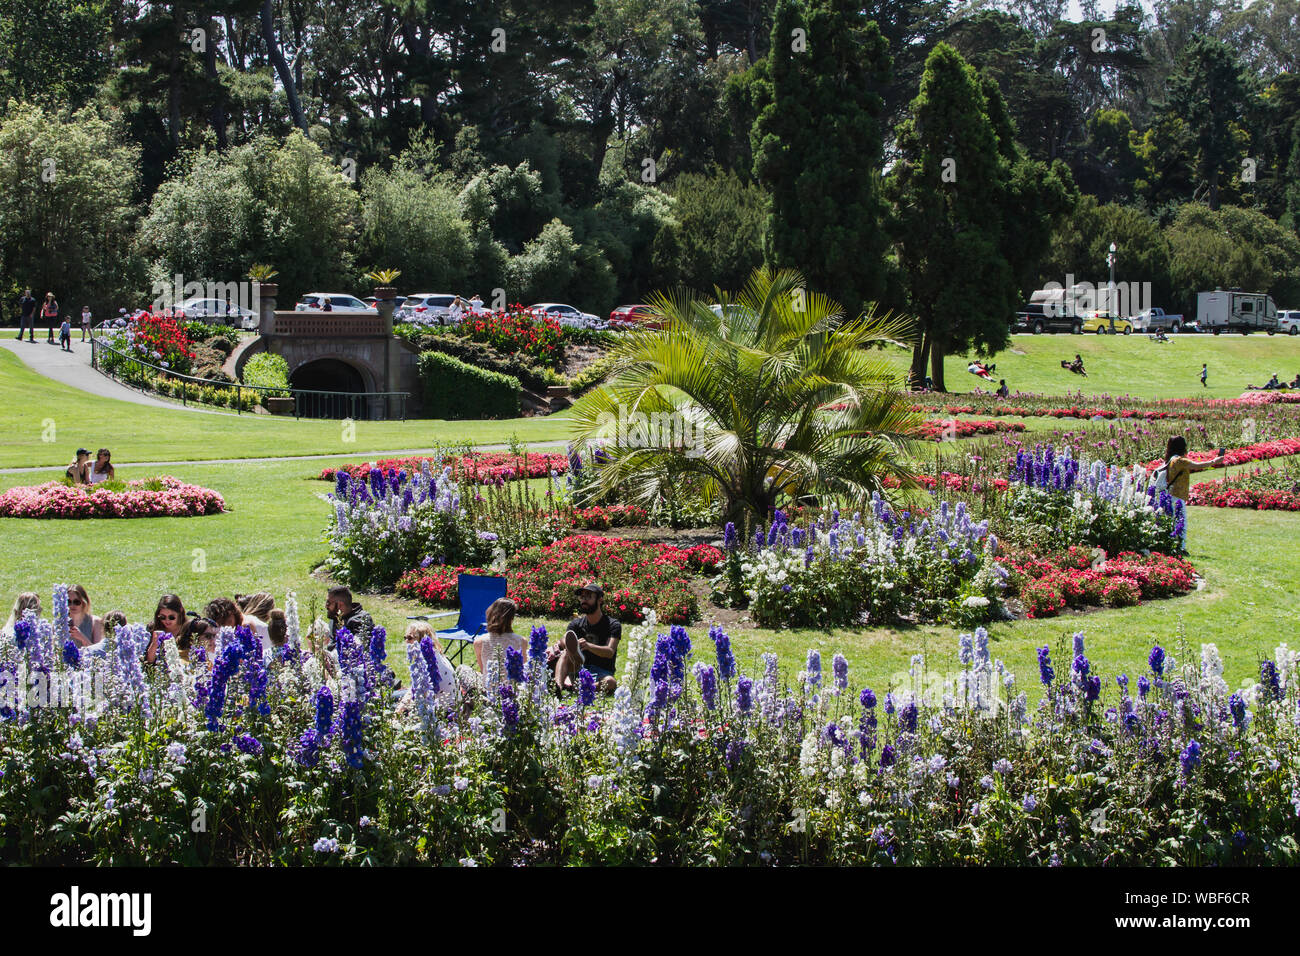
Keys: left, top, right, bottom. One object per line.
{"left": 0, "top": 348, "right": 568, "bottom": 469}
{"left": 2, "top": 335, "right": 1298, "bottom": 694}
{"left": 889, "top": 332, "right": 1300, "bottom": 400}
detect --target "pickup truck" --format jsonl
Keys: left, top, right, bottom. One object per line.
{"left": 1132, "top": 308, "right": 1185, "bottom": 332}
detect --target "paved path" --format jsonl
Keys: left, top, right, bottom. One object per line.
{"left": 0, "top": 336, "right": 221, "bottom": 412}
{"left": 0, "top": 441, "right": 570, "bottom": 475}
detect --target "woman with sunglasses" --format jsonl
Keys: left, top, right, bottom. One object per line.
{"left": 88, "top": 449, "right": 115, "bottom": 484}
{"left": 178, "top": 617, "right": 219, "bottom": 668}
{"left": 147, "top": 594, "right": 187, "bottom": 664}
{"left": 67, "top": 584, "right": 105, "bottom": 646}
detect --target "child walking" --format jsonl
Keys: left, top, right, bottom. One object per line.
{"left": 1200, "top": 363, "right": 1208, "bottom": 388}
{"left": 59, "top": 316, "right": 72, "bottom": 351}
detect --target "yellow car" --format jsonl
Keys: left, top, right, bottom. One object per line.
{"left": 1081, "top": 312, "right": 1134, "bottom": 335}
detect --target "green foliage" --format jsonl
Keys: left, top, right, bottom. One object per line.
{"left": 1043, "top": 197, "right": 1175, "bottom": 310}
{"left": 242, "top": 353, "right": 291, "bottom": 397}
{"left": 418, "top": 351, "right": 521, "bottom": 420}
{"left": 0, "top": 0, "right": 109, "bottom": 110}
{"left": 0, "top": 101, "right": 143, "bottom": 313}
{"left": 404, "top": 330, "right": 563, "bottom": 391}
{"left": 136, "top": 133, "right": 357, "bottom": 306}
{"left": 1167, "top": 203, "right": 1300, "bottom": 310}
{"left": 670, "top": 168, "right": 766, "bottom": 293}
{"left": 753, "top": 0, "right": 893, "bottom": 319}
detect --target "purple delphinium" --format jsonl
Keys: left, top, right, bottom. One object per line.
{"left": 898, "top": 700, "right": 919, "bottom": 734}
{"left": 1179, "top": 739, "right": 1201, "bottom": 775}
{"left": 709, "top": 625, "right": 736, "bottom": 682}
{"left": 736, "top": 676, "right": 753, "bottom": 713}
{"left": 696, "top": 664, "right": 717, "bottom": 711}
{"left": 1228, "top": 693, "right": 1248, "bottom": 729}
{"left": 1137, "top": 675, "right": 1150, "bottom": 698}
{"left": 1085, "top": 675, "right": 1101, "bottom": 702}
{"left": 1038, "top": 646, "right": 1055, "bottom": 686}
{"left": 832, "top": 653, "right": 849, "bottom": 691}
{"left": 1148, "top": 645, "right": 1166, "bottom": 678}
{"left": 879, "top": 744, "right": 896, "bottom": 768}
{"left": 529, "top": 625, "right": 548, "bottom": 662}
{"left": 500, "top": 682, "right": 520, "bottom": 730}
{"left": 419, "top": 636, "right": 442, "bottom": 693}
{"left": 1260, "top": 661, "right": 1281, "bottom": 702}
{"left": 805, "top": 649, "right": 822, "bottom": 690}
{"left": 205, "top": 641, "right": 244, "bottom": 731}
{"left": 314, "top": 685, "right": 334, "bottom": 737}
{"left": 505, "top": 645, "right": 526, "bottom": 683}
{"left": 723, "top": 522, "right": 737, "bottom": 552}
{"left": 368, "top": 627, "right": 387, "bottom": 665}
{"left": 235, "top": 734, "right": 263, "bottom": 756}
{"left": 340, "top": 700, "right": 365, "bottom": 768}
{"left": 62, "top": 639, "right": 81, "bottom": 668}
{"left": 294, "top": 728, "right": 321, "bottom": 767}
{"left": 578, "top": 669, "right": 596, "bottom": 708}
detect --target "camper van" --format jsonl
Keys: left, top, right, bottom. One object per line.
{"left": 1196, "top": 290, "right": 1278, "bottom": 335}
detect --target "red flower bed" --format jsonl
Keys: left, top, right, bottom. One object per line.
{"left": 1189, "top": 479, "right": 1300, "bottom": 511}
{"left": 572, "top": 504, "right": 650, "bottom": 529}
{"left": 320, "top": 452, "right": 570, "bottom": 484}
{"left": 461, "top": 307, "right": 565, "bottom": 363}
{"left": 1141, "top": 438, "right": 1300, "bottom": 472}
{"left": 396, "top": 535, "right": 721, "bottom": 624}
{"left": 884, "top": 473, "right": 1010, "bottom": 493}
{"left": 1000, "top": 547, "right": 1196, "bottom": 619}
{"left": 0, "top": 477, "right": 225, "bottom": 519}
{"left": 917, "top": 419, "right": 1026, "bottom": 441}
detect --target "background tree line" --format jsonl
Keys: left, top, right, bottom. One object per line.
{"left": 1, "top": 0, "right": 1298, "bottom": 383}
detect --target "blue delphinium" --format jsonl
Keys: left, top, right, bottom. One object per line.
{"left": 529, "top": 625, "right": 548, "bottom": 662}
{"left": 315, "top": 685, "right": 334, "bottom": 737}
{"left": 419, "top": 636, "right": 442, "bottom": 693}
{"left": 1137, "top": 675, "right": 1150, "bottom": 698}
{"left": 879, "top": 744, "right": 896, "bottom": 767}
{"left": 959, "top": 633, "right": 973, "bottom": 667}
{"left": 1085, "top": 675, "right": 1101, "bottom": 702}
{"left": 1148, "top": 645, "right": 1166, "bottom": 677}
{"left": 1228, "top": 693, "right": 1248, "bottom": 729}
{"left": 805, "top": 649, "right": 822, "bottom": 690}
{"left": 1073, "top": 654, "right": 1090, "bottom": 679}
{"left": 505, "top": 645, "right": 526, "bottom": 683}
{"left": 52, "top": 583, "right": 70, "bottom": 646}
{"left": 294, "top": 729, "right": 321, "bottom": 767}
{"left": 235, "top": 734, "right": 263, "bottom": 756}
{"left": 1179, "top": 739, "right": 1201, "bottom": 775}
{"left": 724, "top": 740, "right": 747, "bottom": 770}
{"left": 578, "top": 669, "right": 596, "bottom": 708}
{"left": 368, "top": 627, "right": 387, "bottom": 665}
{"left": 500, "top": 682, "right": 520, "bottom": 730}
{"left": 1073, "top": 632, "right": 1085, "bottom": 658}
{"left": 62, "top": 639, "right": 81, "bottom": 668}
{"left": 340, "top": 700, "right": 365, "bottom": 768}
{"left": 899, "top": 700, "right": 919, "bottom": 733}
{"left": 723, "top": 522, "right": 737, "bottom": 552}
{"left": 12, "top": 616, "right": 33, "bottom": 651}
{"left": 1037, "top": 646, "right": 1055, "bottom": 686}
{"left": 736, "top": 676, "right": 753, "bottom": 713}
{"left": 1260, "top": 661, "right": 1282, "bottom": 702}
{"left": 832, "top": 653, "right": 849, "bottom": 691}
{"left": 205, "top": 640, "right": 244, "bottom": 731}
{"left": 709, "top": 625, "right": 736, "bottom": 681}
{"left": 696, "top": 664, "right": 717, "bottom": 711}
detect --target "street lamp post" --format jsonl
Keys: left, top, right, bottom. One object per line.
{"left": 1107, "top": 242, "right": 1118, "bottom": 334}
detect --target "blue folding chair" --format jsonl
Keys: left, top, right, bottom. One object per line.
{"left": 430, "top": 573, "right": 508, "bottom": 665}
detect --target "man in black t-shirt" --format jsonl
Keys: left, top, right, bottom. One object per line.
{"left": 550, "top": 582, "right": 621, "bottom": 695}
{"left": 16, "top": 289, "right": 35, "bottom": 341}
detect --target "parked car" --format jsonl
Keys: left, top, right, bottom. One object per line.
{"left": 175, "top": 297, "right": 258, "bottom": 330}
{"left": 362, "top": 295, "right": 406, "bottom": 310}
{"left": 528, "top": 303, "right": 605, "bottom": 329}
{"left": 1080, "top": 311, "right": 1134, "bottom": 335}
{"left": 609, "top": 304, "right": 662, "bottom": 329}
{"left": 1278, "top": 309, "right": 1300, "bottom": 335}
{"left": 1131, "top": 307, "right": 1185, "bottom": 333}
{"left": 1197, "top": 289, "right": 1278, "bottom": 334}
{"left": 1013, "top": 285, "right": 1090, "bottom": 334}
{"left": 294, "top": 293, "right": 376, "bottom": 312}
{"left": 398, "top": 293, "right": 460, "bottom": 324}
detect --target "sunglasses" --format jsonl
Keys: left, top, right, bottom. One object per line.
{"left": 69, "top": 598, "right": 84, "bottom": 607}
{"left": 159, "top": 612, "right": 180, "bottom": 622}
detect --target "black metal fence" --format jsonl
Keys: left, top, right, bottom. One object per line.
{"left": 89, "top": 331, "right": 409, "bottom": 420}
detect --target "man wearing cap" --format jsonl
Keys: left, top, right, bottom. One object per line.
{"left": 65, "top": 448, "right": 91, "bottom": 484}
{"left": 550, "top": 582, "right": 621, "bottom": 695}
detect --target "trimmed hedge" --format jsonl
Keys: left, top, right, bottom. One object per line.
{"left": 410, "top": 331, "right": 561, "bottom": 390}
{"left": 419, "top": 351, "right": 520, "bottom": 419}
{"left": 242, "top": 352, "right": 290, "bottom": 396}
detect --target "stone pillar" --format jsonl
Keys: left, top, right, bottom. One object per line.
{"left": 258, "top": 284, "right": 278, "bottom": 334}
{"left": 374, "top": 287, "right": 397, "bottom": 336}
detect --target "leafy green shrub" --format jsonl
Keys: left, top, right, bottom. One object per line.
{"left": 411, "top": 333, "right": 559, "bottom": 390}
{"left": 242, "top": 352, "right": 290, "bottom": 397}
{"left": 207, "top": 335, "right": 235, "bottom": 356}
{"left": 569, "top": 354, "right": 616, "bottom": 396}
{"left": 418, "top": 351, "right": 520, "bottom": 419}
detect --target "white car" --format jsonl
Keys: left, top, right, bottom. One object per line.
{"left": 398, "top": 293, "right": 462, "bottom": 324}
{"left": 294, "top": 293, "right": 376, "bottom": 312}
{"left": 529, "top": 302, "right": 605, "bottom": 329}
{"left": 1279, "top": 310, "right": 1300, "bottom": 335}
{"left": 175, "top": 297, "right": 258, "bottom": 330}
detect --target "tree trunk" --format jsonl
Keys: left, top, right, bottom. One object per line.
{"left": 261, "top": 0, "right": 310, "bottom": 134}
{"left": 930, "top": 340, "right": 946, "bottom": 393}
{"left": 205, "top": 17, "right": 228, "bottom": 149}
{"left": 911, "top": 327, "right": 931, "bottom": 387}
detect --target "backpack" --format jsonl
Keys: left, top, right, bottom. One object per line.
{"left": 1150, "top": 464, "right": 1168, "bottom": 494}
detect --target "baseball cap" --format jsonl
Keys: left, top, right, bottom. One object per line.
{"left": 574, "top": 581, "right": 603, "bottom": 598}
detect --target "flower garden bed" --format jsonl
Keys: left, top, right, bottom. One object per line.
{"left": 0, "top": 477, "right": 226, "bottom": 519}
{"left": 397, "top": 534, "right": 723, "bottom": 624}
{"left": 320, "top": 452, "right": 570, "bottom": 484}
{"left": 1000, "top": 547, "right": 1198, "bottom": 619}
{"left": 917, "top": 419, "right": 1026, "bottom": 440}
{"left": 1141, "top": 438, "right": 1300, "bottom": 472}
{"left": 1190, "top": 467, "right": 1300, "bottom": 511}
{"left": 2, "top": 590, "right": 1297, "bottom": 865}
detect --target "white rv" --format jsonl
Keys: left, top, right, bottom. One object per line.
{"left": 1196, "top": 290, "right": 1278, "bottom": 335}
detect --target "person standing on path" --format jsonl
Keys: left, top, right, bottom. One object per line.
{"left": 41, "top": 292, "right": 59, "bottom": 343}
{"left": 80, "top": 305, "right": 91, "bottom": 342}
{"left": 59, "top": 316, "right": 72, "bottom": 351}
{"left": 16, "top": 289, "right": 36, "bottom": 341}
{"left": 1200, "top": 363, "right": 1208, "bottom": 388}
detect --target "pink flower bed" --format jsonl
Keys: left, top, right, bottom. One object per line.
{"left": 0, "top": 477, "right": 226, "bottom": 519}
{"left": 1141, "top": 438, "right": 1300, "bottom": 471}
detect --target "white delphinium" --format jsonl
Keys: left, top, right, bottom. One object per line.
{"left": 1200, "top": 644, "right": 1229, "bottom": 696}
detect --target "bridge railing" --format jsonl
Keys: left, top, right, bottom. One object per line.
{"left": 89, "top": 324, "right": 409, "bottom": 420}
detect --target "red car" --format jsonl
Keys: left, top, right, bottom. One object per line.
{"left": 609, "top": 304, "right": 662, "bottom": 329}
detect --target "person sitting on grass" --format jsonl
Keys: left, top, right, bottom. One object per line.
{"left": 206, "top": 596, "right": 269, "bottom": 642}
{"left": 67, "top": 584, "right": 105, "bottom": 647}
{"left": 396, "top": 621, "right": 460, "bottom": 713}
{"left": 147, "top": 594, "right": 188, "bottom": 664}
{"left": 88, "top": 449, "right": 115, "bottom": 484}
{"left": 549, "top": 582, "right": 620, "bottom": 696}
{"left": 475, "top": 597, "right": 526, "bottom": 675}
{"left": 238, "top": 592, "right": 286, "bottom": 647}
{"left": 2, "top": 592, "right": 41, "bottom": 638}
{"left": 178, "top": 616, "right": 219, "bottom": 667}
{"left": 995, "top": 379, "right": 1010, "bottom": 399}
{"left": 326, "top": 586, "right": 373, "bottom": 648}
{"left": 65, "top": 448, "right": 91, "bottom": 484}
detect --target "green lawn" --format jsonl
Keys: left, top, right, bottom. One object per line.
{"left": 889, "top": 333, "right": 1300, "bottom": 400}
{"left": 2, "top": 456, "right": 1294, "bottom": 693}
{"left": 0, "top": 348, "right": 569, "bottom": 469}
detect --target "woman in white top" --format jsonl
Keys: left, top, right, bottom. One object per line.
{"left": 399, "top": 621, "right": 459, "bottom": 710}
{"left": 2, "top": 592, "right": 41, "bottom": 638}
{"left": 475, "top": 597, "right": 526, "bottom": 675}
{"left": 88, "top": 448, "right": 115, "bottom": 484}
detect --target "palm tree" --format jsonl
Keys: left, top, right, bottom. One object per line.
{"left": 569, "top": 267, "right": 925, "bottom": 531}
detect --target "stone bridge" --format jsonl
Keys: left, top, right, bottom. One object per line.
{"left": 235, "top": 289, "right": 422, "bottom": 419}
